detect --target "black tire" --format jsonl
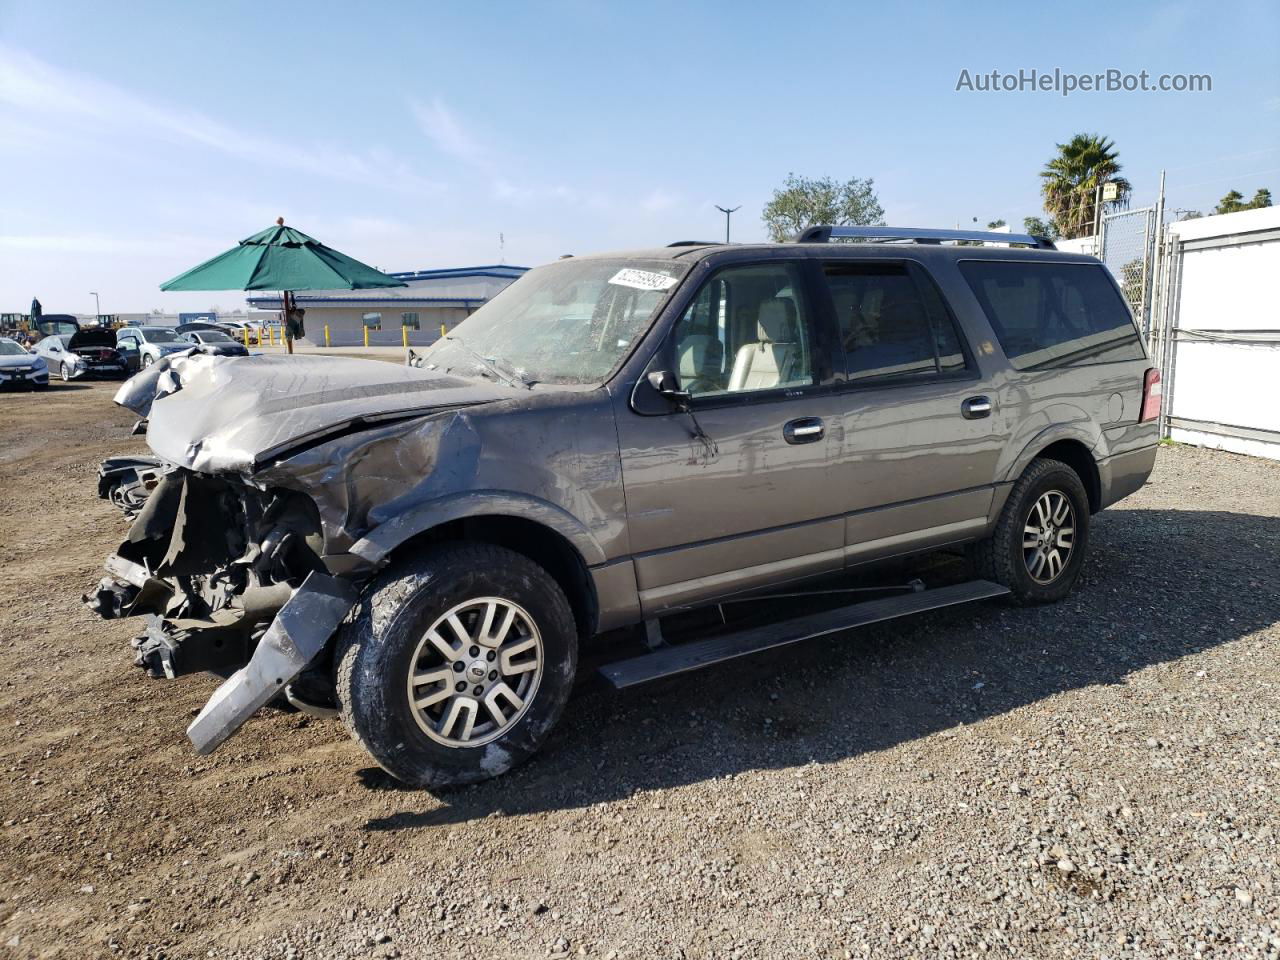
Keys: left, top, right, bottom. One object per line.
{"left": 969, "top": 458, "right": 1090, "bottom": 605}
{"left": 142, "top": 353, "right": 154, "bottom": 368}
{"left": 335, "top": 542, "right": 578, "bottom": 788}
{"left": 60, "top": 363, "right": 70, "bottom": 382}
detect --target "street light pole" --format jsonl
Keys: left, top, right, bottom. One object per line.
{"left": 715, "top": 205, "right": 740, "bottom": 244}
{"left": 90, "top": 291, "right": 100, "bottom": 321}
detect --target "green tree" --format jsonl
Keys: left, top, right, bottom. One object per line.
{"left": 986, "top": 219, "right": 1007, "bottom": 229}
{"left": 1039, "top": 134, "right": 1131, "bottom": 240}
{"left": 1215, "top": 190, "right": 1247, "bottom": 215}
{"left": 1022, "top": 216, "right": 1060, "bottom": 240}
{"left": 761, "top": 173, "right": 884, "bottom": 242}
{"left": 1213, "top": 188, "right": 1271, "bottom": 215}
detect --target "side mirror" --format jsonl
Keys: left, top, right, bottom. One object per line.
{"left": 647, "top": 369, "right": 691, "bottom": 409}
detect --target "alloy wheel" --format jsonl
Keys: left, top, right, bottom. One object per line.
{"left": 1023, "top": 489, "right": 1075, "bottom": 584}
{"left": 406, "top": 597, "right": 543, "bottom": 747}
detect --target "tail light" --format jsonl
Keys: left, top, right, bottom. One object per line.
{"left": 1140, "top": 367, "right": 1162, "bottom": 422}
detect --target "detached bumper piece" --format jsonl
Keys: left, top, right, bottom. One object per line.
{"left": 187, "top": 572, "right": 357, "bottom": 754}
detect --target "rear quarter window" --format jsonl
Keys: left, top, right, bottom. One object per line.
{"left": 959, "top": 260, "right": 1145, "bottom": 370}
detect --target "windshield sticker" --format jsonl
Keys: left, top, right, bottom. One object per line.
{"left": 608, "top": 268, "right": 677, "bottom": 291}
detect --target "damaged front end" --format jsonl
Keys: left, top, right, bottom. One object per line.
{"left": 87, "top": 468, "right": 358, "bottom": 753}
{"left": 86, "top": 350, "right": 517, "bottom": 755}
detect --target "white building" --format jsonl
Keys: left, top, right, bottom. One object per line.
{"left": 246, "top": 264, "right": 528, "bottom": 347}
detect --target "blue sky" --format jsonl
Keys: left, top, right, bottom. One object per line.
{"left": 1, "top": 0, "right": 1277, "bottom": 313}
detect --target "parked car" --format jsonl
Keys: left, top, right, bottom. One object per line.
{"left": 177, "top": 328, "right": 249, "bottom": 357}
{"left": 0, "top": 336, "right": 48, "bottom": 389}
{"left": 32, "top": 328, "right": 127, "bottom": 380}
{"left": 87, "top": 227, "right": 1159, "bottom": 788}
{"left": 115, "top": 326, "right": 196, "bottom": 372}
{"left": 215, "top": 319, "right": 260, "bottom": 344}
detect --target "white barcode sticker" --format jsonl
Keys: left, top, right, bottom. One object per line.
{"left": 608, "top": 268, "right": 677, "bottom": 291}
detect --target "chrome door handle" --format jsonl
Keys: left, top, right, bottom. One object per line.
{"left": 962, "top": 396, "right": 992, "bottom": 419}
{"left": 784, "top": 417, "right": 825, "bottom": 444}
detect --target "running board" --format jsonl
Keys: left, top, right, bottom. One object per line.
{"left": 598, "top": 579, "right": 1010, "bottom": 690}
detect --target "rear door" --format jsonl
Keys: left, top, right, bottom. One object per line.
{"left": 819, "top": 259, "right": 1008, "bottom": 563}
{"left": 616, "top": 259, "right": 844, "bottom": 615}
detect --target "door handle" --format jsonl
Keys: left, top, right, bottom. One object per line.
{"left": 784, "top": 417, "right": 824, "bottom": 444}
{"left": 962, "top": 396, "right": 992, "bottom": 419}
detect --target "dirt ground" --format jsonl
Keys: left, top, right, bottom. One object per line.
{"left": 1, "top": 379, "right": 1277, "bottom": 959}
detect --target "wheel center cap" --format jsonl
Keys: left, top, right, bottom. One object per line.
{"left": 468, "top": 661, "right": 487, "bottom": 681}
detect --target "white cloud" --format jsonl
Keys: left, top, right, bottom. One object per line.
{"left": 0, "top": 45, "right": 444, "bottom": 196}
{"left": 410, "top": 97, "right": 487, "bottom": 166}
{"left": 641, "top": 188, "right": 678, "bottom": 214}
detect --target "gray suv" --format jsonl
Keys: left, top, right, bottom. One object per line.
{"left": 87, "top": 226, "right": 1160, "bottom": 787}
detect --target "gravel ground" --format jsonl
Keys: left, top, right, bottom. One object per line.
{"left": 0, "top": 380, "right": 1278, "bottom": 960}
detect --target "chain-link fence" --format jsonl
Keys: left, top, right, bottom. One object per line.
{"left": 1098, "top": 206, "right": 1159, "bottom": 333}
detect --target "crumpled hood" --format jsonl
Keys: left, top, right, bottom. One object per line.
{"left": 116, "top": 352, "right": 518, "bottom": 474}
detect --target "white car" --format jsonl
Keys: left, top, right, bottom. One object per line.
{"left": 0, "top": 336, "right": 49, "bottom": 390}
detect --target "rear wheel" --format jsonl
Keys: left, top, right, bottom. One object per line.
{"left": 335, "top": 542, "right": 578, "bottom": 788}
{"left": 969, "top": 458, "right": 1090, "bottom": 604}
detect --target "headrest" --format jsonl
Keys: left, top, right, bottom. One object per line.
{"left": 757, "top": 298, "right": 797, "bottom": 342}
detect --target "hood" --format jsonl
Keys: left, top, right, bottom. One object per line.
{"left": 0, "top": 351, "right": 38, "bottom": 367}
{"left": 68, "top": 329, "right": 118, "bottom": 351}
{"left": 116, "top": 353, "right": 519, "bottom": 474}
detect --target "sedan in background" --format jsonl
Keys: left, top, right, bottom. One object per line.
{"left": 32, "top": 329, "right": 128, "bottom": 380}
{"left": 0, "top": 336, "right": 49, "bottom": 390}
{"left": 178, "top": 328, "right": 250, "bottom": 357}
{"left": 115, "top": 326, "right": 194, "bottom": 373}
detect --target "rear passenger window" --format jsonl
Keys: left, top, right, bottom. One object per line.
{"left": 823, "top": 263, "right": 969, "bottom": 383}
{"left": 959, "top": 261, "right": 1145, "bottom": 370}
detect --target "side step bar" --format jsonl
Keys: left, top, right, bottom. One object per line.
{"left": 598, "top": 579, "right": 1010, "bottom": 690}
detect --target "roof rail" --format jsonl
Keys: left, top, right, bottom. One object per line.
{"left": 667, "top": 240, "right": 719, "bottom": 247}
{"left": 795, "top": 225, "right": 1056, "bottom": 250}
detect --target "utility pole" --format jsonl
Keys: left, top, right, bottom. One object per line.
{"left": 715, "top": 205, "right": 740, "bottom": 244}
{"left": 90, "top": 291, "right": 100, "bottom": 321}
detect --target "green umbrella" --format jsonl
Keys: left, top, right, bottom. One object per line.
{"left": 160, "top": 219, "right": 406, "bottom": 351}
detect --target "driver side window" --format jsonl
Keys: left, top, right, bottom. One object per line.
{"left": 672, "top": 263, "right": 815, "bottom": 398}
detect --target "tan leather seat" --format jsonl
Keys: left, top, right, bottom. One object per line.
{"left": 727, "top": 298, "right": 800, "bottom": 391}
{"left": 678, "top": 335, "right": 724, "bottom": 389}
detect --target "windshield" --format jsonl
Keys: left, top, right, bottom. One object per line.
{"left": 419, "top": 258, "right": 689, "bottom": 385}
{"left": 200, "top": 331, "right": 234, "bottom": 343}
{"left": 142, "top": 328, "right": 180, "bottom": 343}
{"left": 0, "top": 340, "right": 27, "bottom": 356}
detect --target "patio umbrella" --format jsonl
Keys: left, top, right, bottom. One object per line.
{"left": 159, "top": 218, "right": 406, "bottom": 352}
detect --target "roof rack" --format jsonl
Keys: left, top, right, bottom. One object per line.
{"left": 795, "top": 225, "right": 1056, "bottom": 250}
{"left": 667, "top": 240, "right": 719, "bottom": 247}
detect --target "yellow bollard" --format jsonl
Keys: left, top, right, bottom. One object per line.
{"left": 363, "top": 324, "right": 369, "bottom": 348}
{"left": 324, "top": 324, "right": 330, "bottom": 348}
{"left": 440, "top": 323, "right": 447, "bottom": 339}
{"left": 243, "top": 326, "right": 250, "bottom": 348}
{"left": 402, "top": 325, "right": 409, "bottom": 348}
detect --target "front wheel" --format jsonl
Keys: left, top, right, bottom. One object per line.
{"left": 142, "top": 353, "right": 154, "bottom": 368}
{"left": 969, "top": 457, "right": 1090, "bottom": 605}
{"left": 335, "top": 542, "right": 578, "bottom": 788}
{"left": 60, "top": 362, "right": 71, "bottom": 382}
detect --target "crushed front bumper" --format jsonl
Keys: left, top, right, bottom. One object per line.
{"left": 186, "top": 571, "right": 356, "bottom": 753}
{"left": 86, "top": 466, "right": 365, "bottom": 752}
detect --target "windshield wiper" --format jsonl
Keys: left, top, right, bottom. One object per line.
{"left": 444, "top": 337, "right": 533, "bottom": 389}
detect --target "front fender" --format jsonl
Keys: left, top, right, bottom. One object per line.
{"left": 348, "top": 490, "right": 609, "bottom": 567}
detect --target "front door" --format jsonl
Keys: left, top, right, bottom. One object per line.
{"left": 616, "top": 260, "right": 843, "bottom": 616}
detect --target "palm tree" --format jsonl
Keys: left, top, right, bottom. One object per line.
{"left": 1039, "top": 134, "right": 1131, "bottom": 239}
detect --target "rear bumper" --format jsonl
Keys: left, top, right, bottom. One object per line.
{"left": 1097, "top": 443, "right": 1158, "bottom": 510}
